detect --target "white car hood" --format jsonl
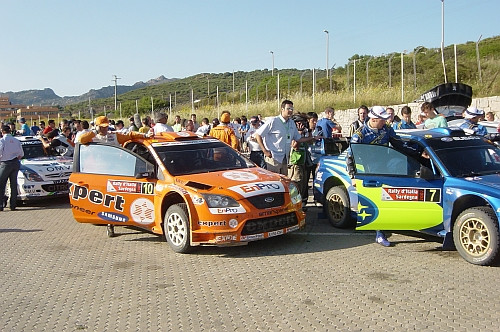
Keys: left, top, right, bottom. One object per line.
{"left": 20, "top": 156, "right": 73, "bottom": 181}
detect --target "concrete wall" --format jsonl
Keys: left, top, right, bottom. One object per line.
{"left": 333, "top": 95, "right": 500, "bottom": 136}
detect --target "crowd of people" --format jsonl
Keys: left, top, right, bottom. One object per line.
{"left": 1, "top": 102, "right": 499, "bottom": 242}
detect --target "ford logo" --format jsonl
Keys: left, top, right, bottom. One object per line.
{"left": 264, "top": 197, "right": 275, "bottom": 203}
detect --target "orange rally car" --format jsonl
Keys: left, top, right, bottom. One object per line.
{"left": 69, "top": 131, "right": 306, "bottom": 252}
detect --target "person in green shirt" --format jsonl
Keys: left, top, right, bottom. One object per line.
{"left": 421, "top": 102, "right": 447, "bottom": 129}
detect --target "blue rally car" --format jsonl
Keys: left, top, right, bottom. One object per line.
{"left": 313, "top": 128, "right": 500, "bottom": 265}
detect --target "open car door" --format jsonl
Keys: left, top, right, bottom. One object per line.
{"left": 350, "top": 144, "right": 444, "bottom": 231}
{"left": 69, "top": 143, "right": 157, "bottom": 228}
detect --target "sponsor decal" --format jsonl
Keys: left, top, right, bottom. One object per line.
{"left": 452, "top": 136, "right": 481, "bottom": 141}
{"left": 192, "top": 195, "right": 204, "bottom": 205}
{"left": 107, "top": 180, "right": 155, "bottom": 195}
{"left": 176, "top": 131, "right": 191, "bottom": 137}
{"left": 209, "top": 206, "right": 246, "bottom": 214}
{"left": 286, "top": 225, "right": 299, "bottom": 233}
{"left": 215, "top": 234, "right": 237, "bottom": 242}
{"left": 20, "top": 140, "right": 42, "bottom": 146}
{"left": 23, "top": 185, "right": 35, "bottom": 189}
{"left": 381, "top": 187, "right": 441, "bottom": 203}
{"left": 356, "top": 195, "right": 379, "bottom": 227}
{"left": 46, "top": 165, "right": 72, "bottom": 172}
{"left": 315, "top": 171, "right": 323, "bottom": 181}
{"left": 268, "top": 229, "right": 284, "bottom": 237}
{"left": 240, "top": 233, "right": 264, "bottom": 241}
{"left": 70, "top": 203, "right": 96, "bottom": 215}
{"left": 156, "top": 184, "right": 164, "bottom": 191}
{"left": 229, "top": 181, "right": 285, "bottom": 197}
{"left": 229, "top": 219, "right": 238, "bottom": 229}
{"left": 70, "top": 184, "right": 125, "bottom": 211}
{"left": 222, "top": 170, "right": 258, "bottom": 181}
{"left": 98, "top": 212, "right": 129, "bottom": 222}
{"left": 199, "top": 220, "right": 227, "bottom": 227}
{"left": 130, "top": 198, "right": 155, "bottom": 224}
{"left": 258, "top": 208, "right": 286, "bottom": 217}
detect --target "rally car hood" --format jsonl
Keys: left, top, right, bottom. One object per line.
{"left": 450, "top": 173, "right": 500, "bottom": 196}
{"left": 20, "top": 156, "right": 73, "bottom": 180}
{"left": 172, "top": 167, "right": 288, "bottom": 196}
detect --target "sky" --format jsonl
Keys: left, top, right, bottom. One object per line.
{"left": 1, "top": 0, "right": 499, "bottom": 97}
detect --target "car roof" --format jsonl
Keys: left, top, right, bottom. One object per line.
{"left": 396, "top": 127, "right": 469, "bottom": 140}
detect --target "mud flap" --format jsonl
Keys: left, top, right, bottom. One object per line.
{"left": 442, "top": 232, "right": 456, "bottom": 250}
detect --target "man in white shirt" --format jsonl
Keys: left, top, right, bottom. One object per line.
{"left": 255, "top": 100, "right": 315, "bottom": 175}
{"left": 153, "top": 112, "right": 174, "bottom": 135}
{"left": 0, "top": 125, "right": 24, "bottom": 211}
{"left": 246, "top": 116, "right": 266, "bottom": 168}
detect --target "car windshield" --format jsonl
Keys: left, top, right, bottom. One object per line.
{"left": 20, "top": 141, "right": 46, "bottom": 159}
{"left": 153, "top": 140, "right": 255, "bottom": 176}
{"left": 430, "top": 138, "right": 500, "bottom": 177}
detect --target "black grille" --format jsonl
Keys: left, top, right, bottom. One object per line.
{"left": 41, "top": 182, "right": 69, "bottom": 192}
{"left": 247, "top": 193, "right": 284, "bottom": 209}
{"left": 242, "top": 212, "right": 298, "bottom": 235}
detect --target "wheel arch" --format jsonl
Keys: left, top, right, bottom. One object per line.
{"left": 322, "top": 176, "right": 347, "bottom": 204}
{"left": 451, "top": 194, "right": 494, "bottom": 229}
{"left": 160, "top": 191, "right": 191, "bottom": 229}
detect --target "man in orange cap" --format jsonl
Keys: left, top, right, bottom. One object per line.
{"left": 209, "top": 111, "right": 239, "bottom": 150}
{"left": 79, "top": 116, "right": 151, "bottom": 146}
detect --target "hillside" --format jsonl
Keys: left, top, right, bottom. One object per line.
{"left": 1, "top": 76, "right": 177, "bottom": 106}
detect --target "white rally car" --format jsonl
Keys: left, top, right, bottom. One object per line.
{"left": 6, "top": 136, "right": 73, "bottom": 202}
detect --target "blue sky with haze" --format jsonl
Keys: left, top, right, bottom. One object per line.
{"left": 1, "top": 0, "right": 498, "bottom": 96}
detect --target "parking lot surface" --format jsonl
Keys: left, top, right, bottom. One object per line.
{"left": 1, "top": 198, "right": 500, "bottom": 331}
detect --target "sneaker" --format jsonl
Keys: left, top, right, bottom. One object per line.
{"left": 375, "top": 231, "right": 390, "bottom": 247}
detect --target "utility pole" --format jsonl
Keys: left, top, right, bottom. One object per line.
{"left": 112, "top": 75, "right": 121, "bottom": 112}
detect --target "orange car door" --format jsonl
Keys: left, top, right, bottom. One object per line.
{"left": 69, "top": 143, "right": 157, "bottom": 228}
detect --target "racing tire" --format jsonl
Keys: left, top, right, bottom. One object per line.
{"left": 324, "top": 186, "right": 353, "bottom": 228}
{"left": 163, "top": 203, "right": 192, "bottom": 253}
{"left": 453, "top": 207, "right": 500, "bottom": 266}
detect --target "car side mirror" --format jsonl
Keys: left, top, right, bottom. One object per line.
{"left": 418, "top": 166, "right": 436, "bottom": 180}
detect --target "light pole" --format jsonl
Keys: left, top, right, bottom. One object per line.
{"left": 476, "top": 34, "right": 483, "bottom": 84}
{"left": 323, "top": 30, "right": 329, "bottom": 79}
{"left": 413, "top": 46, "right": 424, "bottom": 90}
{"left": 440, "top": 0, "right": 447, "bottom": 83}
{"left": 112, "top": 75, "right": 121, "bottom": 112}
{"left": 388, "top": 54, "right": 396, "bottom": 87}
{"left": 366, "top": 56, "right": 373, "bottom": 86}
{"left": 353, "top": 59, "right": 359, "bottom": 103}
{"left": 401, "top": 51, "right": 406, "bottom": 103}
{"left": 270, "top": 51, "right": 274, "bottom": 76}
{"left": 300, "top": 70, "right": 307, "bottom": 95}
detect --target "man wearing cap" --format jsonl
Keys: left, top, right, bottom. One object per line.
{"left": 79, "top": 116, "right": 152, "bottom": 146}
{"left": 18, "top": 118, "right": 31, "bottom": 136}
{"left": 152, "top": 112, "right": 173, "bottom": 135}
{"left": 0, "top": 125, "right": 24, "bottom": 211}
{"left": 255, "top": 100, "right": 315, "bottom": 175}
{"left": 460, "top": 106, "right": 488, "bottom": 136}
{"left": 209, "top": 111, "right": 239, "bottom": 150}
{"left": 350, "top": 106, "right": 419, "bottom": 247}
{"left": 421, "top": 102, "right": 447, "bottom": 129}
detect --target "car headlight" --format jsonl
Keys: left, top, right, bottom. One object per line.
{"left": 202, "top": 194, "right": 239, "bottom": 208}
{"left": 288, "top": 182, "right": 302, "bottom": 205}
{"left": 21, "top": 168, "right": 44, "bottom": 182}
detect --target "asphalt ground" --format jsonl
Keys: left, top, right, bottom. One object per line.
{"left": 1, "top": 196, "right": 500, "bottom": 331}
